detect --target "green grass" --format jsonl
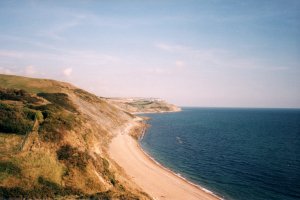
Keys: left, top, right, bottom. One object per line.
{"left": 0, "top": 74, "right": 63, "bottom": 93}
{"left": 0, "top": 133, "right": 23, "bottom": 154}
{"left": 11, "top": 151, "right": 66, "bottom": 187}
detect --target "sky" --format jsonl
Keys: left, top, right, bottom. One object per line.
{"left": 0, "top": 0, "right": 299, "bottom": 108}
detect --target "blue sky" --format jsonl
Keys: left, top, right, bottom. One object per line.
{"left": 0, "top": 0, "right": 299, "bottom": 107}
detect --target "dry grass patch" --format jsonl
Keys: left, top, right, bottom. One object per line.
{"left": 0, "top": 133, "right": 23, "bottom": 154}
{"left": 14, "top": 151, "right": 66, "bottom": 187}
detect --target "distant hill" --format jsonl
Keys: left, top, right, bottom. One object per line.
{"left": 0, "top": 74, "right": 159, "bottom": 199}
{"left": 106, "top": 97, "right": 181, "bottom": 114}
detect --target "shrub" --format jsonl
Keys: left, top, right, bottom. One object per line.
{"left": 0, "top": 88, "right": 39, "bottom": 103}
{"left": 73, "top": 88, "right": 100, "bottom": 103}
{"left": 0, "top": 186, "right": 26, "bottom": 199}
{"left": 38, "top": 112, "right": 75, "bottom": 142}
{"left": 31, "top": 103, "right": 61, "bottom": 116}
{"left": 37, "top": 92, "right": 77, "bottom": 112}
{"left": 29, "top": 101, "right": 77, "bottom": 143}
{"left": 23, "top": 107, "right": 36, "bottom": 120}
{"left": 0, "top": 103, "right": 34, "bottom": 135}
{"left": 38, "top": 176, "right": 61, "bottom": 194}
{"left": 0, "top": 179, "right": 81, "bottom": 198}
{"left": 101, "top": 158, "right": 117, "bottom": 186}
{"left": 86, "top": 190, "right": 113, "bottom": 200}
{"left": 35, "top": 111, "right": 44, "bottom": 123}
{"left": 0, "top": 161, "right": 21, "bottom": 175}
{"left": 57, "top": 145, "right": 90, "bottom": 170}
{"left": 84, "top": 190, "right": 140, "bottom": 200}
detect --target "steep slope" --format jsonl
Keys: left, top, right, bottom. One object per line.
{"left": 0, "top": 74, "right": 149, "bottom": 199}
{"left": 106, "top": 97, "right": 181, "bottom": 114}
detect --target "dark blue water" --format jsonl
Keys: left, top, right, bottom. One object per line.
{"left": 140, "top": 108, "right": 300, "bottom": 200}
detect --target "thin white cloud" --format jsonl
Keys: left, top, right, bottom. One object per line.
{"left": 0, "top": 66, "right": 40, "bottom": 77}
{"left": 0, "top": 50, "right": 25, "bottom": 59}
{"left": 63, "top": 68, "right": 72, "bottom": 77}
{"left": 0, "top": 34, "right": 62, "bottom": 52}
{"left": 41, "top": 21, "right": 80, "bottom": 40}
{"left": 25, "top": 65, "right": 36, "bottom": 75}
{"left": 175, "top": 60, "right": 185, "bottom": 69}
{"left": 155, "top": 43, "right": 187, "bottom": 52}
{"left": 147, "top": 68, "right": 166, "bottom": 75}
{"left": 267, "top": 66, "right": 290, "bottom": 71}
{"left": 0, "top": 49, "right": 120, "bottom": 68}
{"left": 155, "top": 42, "right": 286, "bottom": 71}
{"left": 0, "top": 67, "right": 13, "bottom": 75}
{"left": 38, "top": 13, "right": 86, "bottom": 41}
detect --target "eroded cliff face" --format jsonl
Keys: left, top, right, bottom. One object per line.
{"left": 0, "top": 74, "right": 149, "bottom": 199}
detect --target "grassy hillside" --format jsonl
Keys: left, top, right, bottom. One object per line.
{"left": 0, "top": 74, "right": 69, "bottom": 93}
{"left": 0, "top": 74, "right": 149, "bottom": 199}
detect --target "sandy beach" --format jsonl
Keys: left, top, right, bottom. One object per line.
{"left": 109, "top": 122, "right": 221, "bottom": 200}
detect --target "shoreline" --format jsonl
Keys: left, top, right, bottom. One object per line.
{"left": 136, "top": 112, "right": 221, "bottom": 197}
{"left": 138, "top": 139, "right": 222, "bottom": 199}
{"left": 109, "top": 120, "right": 221, "bottom": 200}
{"left": 132, "top": 109, "right": 182, "bottom": 115}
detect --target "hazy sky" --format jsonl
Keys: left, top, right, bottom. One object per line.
{"left": 0, "top": 0, "right": 299, "bottom": 108}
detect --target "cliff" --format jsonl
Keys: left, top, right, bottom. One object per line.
{"left": 0, "top": 74, "right": 154, "bottom": 199}
{"left": 106, "top": 97, "right": 181, "bottom": 114}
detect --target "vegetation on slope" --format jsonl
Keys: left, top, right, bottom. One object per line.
{"left": 37, "top": 92, "right": 77, "bottom": 112}
{"left": 0, "top": 88, "right": 82, "bottom": 198}
{"left": 0, "top": 102, "right": 35, "bottom": 135}
{"left": 0, "top": 74, "right": 149, "bottom": 199}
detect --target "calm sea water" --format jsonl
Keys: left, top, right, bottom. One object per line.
{"left": 139, "top": 108, "right": 300, "bottom": 200}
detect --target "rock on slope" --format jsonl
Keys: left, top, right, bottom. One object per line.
{"left": 0, "top": 74, "right": 150, "bottom": 199}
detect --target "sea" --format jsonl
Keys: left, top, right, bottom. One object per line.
{"left": 139, "top": 108, "right": 300, "bottom": 200}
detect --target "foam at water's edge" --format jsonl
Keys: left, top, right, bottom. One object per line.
{"left": 138, "top": 139, "right": 224, "bottom": 200}
{"left": 138, "top": 127, "right": 146, "bottom": 141}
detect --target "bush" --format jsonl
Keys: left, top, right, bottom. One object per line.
{"left": 0, "top": 88, "right": 39, "bottom": 103}
{"left": 23, "top": 107, "right": 36, "bottom": 120}
{"left": 0, "top": 161, "right": 21, "bottom": 175}
{"left": 57, "top": 145, "right": 90, "bottom": 170}
{"left": 29, "top": 101, "right": 77, "bottom": 143}
{"left": 37, "top": 92, "right": 77, "bottom": 112}
{"left": 38, "top": 112, "right": 75, "bottom": 142}
{"left": 86, "top": 190, "right": 113, "bottom": 200}
{"left": 101, "top": 158, "right": 117, "bottom": 186}
{"left": 0, "top": 103, "right": 34, "bottom": 135}
{"left": 35, "top": 111, "right": 44, "bottom": 123}
{"left": 0, "top": 178, "right": 81, "bottom": 198}
{"left": 83, "top": 190, "right": 140, "bottom": 200}
{"left": 0, "top": 186, "right": 26, "bottom": 199}
{"left": 31, "top": 103, "right": 61, "bottom": 116}
{"left": 73, "top": 89, "right": 100, "bottom": 103}
{"left": 38, "top": 176, "right": 62, "bottom": 194}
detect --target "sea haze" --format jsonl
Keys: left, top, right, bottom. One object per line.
{"left": 140, "top": 108, "right": 300, "bottom": 200}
